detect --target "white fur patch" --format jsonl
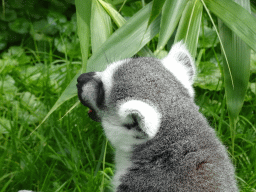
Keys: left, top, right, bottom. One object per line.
{"left": 81, "top": 82, "right": 96, "bottom": 101}
{"left": 102, "top": 116, "right": 145, "bottom": 152}
{"left": 161, "top": 42, "right": 195, "bottom": 97}
{"left": 18, "top": 191, "right": 34, "bottom": 192}
{"left": 101, "top": 114, "right": 145, "bottom": 190}
{"left": 101, "top": 100, "right": 161, "bottom": 191}
{"left": 118, "top": 100, "right": 161, "bottom": 138}
{"left": 112, "top": 149, "right": 132, "bottom": 191}
{"left": 81, "top": 81, "right": 98, "bottom": 110}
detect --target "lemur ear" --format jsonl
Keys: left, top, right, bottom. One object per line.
{"left": 162, "top": 41, "right": 195, "bottom": 83}
{"left": 118, "top": 100, "right": 161, "bottom": 138}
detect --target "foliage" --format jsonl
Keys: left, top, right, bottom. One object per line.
{"left": 0, "top": 0, "right": 256, "bottom": 191}
{"left": 0, "top": 0, "right": 80, "bottom": 57}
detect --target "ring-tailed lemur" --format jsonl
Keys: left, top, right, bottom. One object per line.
{"left": 77, "top": 42, "right": 238, "bottom": 191}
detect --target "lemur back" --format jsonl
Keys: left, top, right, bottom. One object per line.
{"left": 77, "top": 42, "right": 238, "bottom": 191}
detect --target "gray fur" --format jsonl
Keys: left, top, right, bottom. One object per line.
{"left": 77, "top": 43, "right": 238, "bottom": 191}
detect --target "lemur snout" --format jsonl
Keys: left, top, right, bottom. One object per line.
{"left": 77, "top": 72, "right": 102, "bottom": 122}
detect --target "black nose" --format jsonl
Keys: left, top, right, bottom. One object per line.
{"left": 77, "top": 72, "right": 96, "bottom": 84}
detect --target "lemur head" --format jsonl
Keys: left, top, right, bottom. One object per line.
{"left": 77, "top": 42, "right": 195, "bottom": 152}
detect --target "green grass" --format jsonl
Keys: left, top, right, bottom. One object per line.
{"left": 0, "top": 49, "right": 114, "bottom": 191}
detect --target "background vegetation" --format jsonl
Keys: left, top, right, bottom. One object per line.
{"left": 0, "top": 0, "right": 256, "bottom": 191}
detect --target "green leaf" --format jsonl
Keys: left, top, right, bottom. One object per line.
{"left": 218, "top": 0, "right": 251, "bottom": 120}
{"left": 0, "top": 118, "right": 11, "bottom": 134}
{"left": 8, "top": 18, "right": 30, "bottom": 34}
{"left": 204, "top": 0, "right": 256, "bottom": 53}
{"left": 0, "top": 75, "right": 17, "bottom": 93}
{"left": 157, "top": 0, "right": 189, "bottom": 52}
{"left": 121, "top": 4, "right": 138, "bottom": 17}
{"left": 98, "top": 0, "right": 154, "bottom": 57}
{"left": 47, "top": 12, "right": 67, "bottom": 25}
{"left": 0, "top": 9, "right": 17, "bottom": 21}
{"left": 194, "top": 61, "right": 222, "bottom": 91}
{"left": 20, "top": 92, "right": 47, "bottom": 124}
{"left": 147, "top": 0, "right": 166, "bottom": 28}
{"left": 32, "top": 19, "right": 58, "bottom": 35}
{"left": 54, "top": 36, "right": 81, "bottom": 57}
{"left": 198, "top": 26, "right": 219, "bottom": 48}
{"left": 98, "top": 0, "right": 126, "bottom": 27}
{"left": 217, "top": 0, "right": 251, "bottom": 156}
{"left": 175, "top": 0, "right": 203, "bottom": 57}
{"left": 251, "top": 51, "right": 256, "bottom": 73}
{"left": 91, "top": 0, "right": 113, "bottom": 54}
{"left": 2, "top": 46, "right": 31, "bottom": 65}
{"left": 75, "top": 0, "right": 91, "bottom": 73}
{"left": 87, "top": 2, "right": 160, "bottom": 72}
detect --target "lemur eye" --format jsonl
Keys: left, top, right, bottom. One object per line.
{"left": 123, "top": 114, "right": 140, "bottom": 131}
{"left": 124, "top": 121, "right": 138, "bottom": 130}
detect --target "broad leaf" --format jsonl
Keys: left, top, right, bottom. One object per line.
{"left": 91, "top": 0, "right": 113, "bottom": 54}
{"left": 75, "top": 0, "right": 91, "bottom": 73}
{"left": 147, "top": 0, "right": 166, "bottom": 28}
{"left": 204, "top": 0, "right": 256, "bottom": 52}
{"left": 175, "top": 0, "right": 203, "bottom": 57}
{"left": 157, "top": 0, "right": 189, "bottom": 52}
{"left": 218, "top": 0, "right": 251, "bottom": 120}
{"left": 99, "top": 0, "right": 154, "bottom": 57}
{"left": 9, "top": 18, "right": 30, "bottom": 34}
{"left": 194, "top": 61, "right": 222, "bottom": 91}
{"left": 86, "top": 2, "right": 160, "bottom": 72}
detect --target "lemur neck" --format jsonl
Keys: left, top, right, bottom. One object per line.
{"left": 112, "top": 149, "right": 132, "bottom": 191}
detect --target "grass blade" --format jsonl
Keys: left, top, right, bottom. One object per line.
{"left": 75, "top": 0, "right": 91, "bottom": 73}
{"left": 91, "top": 0, "right": 113, "bottom": 54}
{"left": 204, "top": 0, "right": 256, "bottom": 52}
{"left": 30, "top": 73, "right": 80, "bottom": 136}
{"left": 157, "top": 0, "right": 189, "bottom": 52}
{"left": 174, "top": 0, "right": 203, "bottom": 57}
